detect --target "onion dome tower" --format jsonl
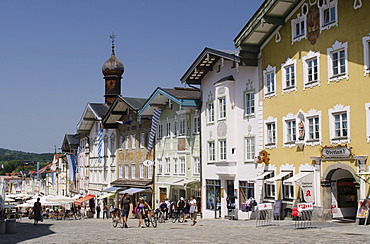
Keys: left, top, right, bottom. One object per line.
{"left": 102, "top": 34, "right": 124, "bottom": 105}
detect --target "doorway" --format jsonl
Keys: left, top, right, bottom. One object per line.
{"left": 159, "top": 188, "right": 167, "bottom": 202}
{"left": 226, "top": 180, "right": 235, "bottom": 215}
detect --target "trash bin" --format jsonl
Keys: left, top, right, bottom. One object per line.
{"left": 0, "top": 220, "right": 5, "bottom": 235}
{"left": 5, "top": 219, "right": 16, "bottom": 234}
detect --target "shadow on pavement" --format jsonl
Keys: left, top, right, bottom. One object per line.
{"left": 0, "top": 222, "right": 55, "bottom": 244}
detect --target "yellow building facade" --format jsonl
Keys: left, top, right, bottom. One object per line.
{"left": 235, "top": 0, "right": 370, "bottom": 219}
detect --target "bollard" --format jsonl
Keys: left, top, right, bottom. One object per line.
{"left": 5, "top": 219, "right": 16, "bottom": 234}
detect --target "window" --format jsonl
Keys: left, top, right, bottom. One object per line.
{"left": 118, "top": 164, "right": 123, "bottom": 179}
{"left": 208, "top": 141, "right": 215, "bottom": 162}
{"left": 110, "top": 133, "right": 116, "bottom": 155}
{"left": 245, "top": 137, "right": 255, "bottom": 161}
{"left": 193, "top": 157, "right": 200, "bottom": 175}
{"left": 308, "top": 116, "right": 320, "bottom": 141}
{"left": 118, "top": 135, "right": 123, "bottom": 149}
{"left": 206, "top": 179, "right": 221, "bottom": 210}
{"left": 173, "top": 120, "right": 178, "bottom": 137}
{"left": 131, "top": 134, "right": 136, "bottom": 149}
{"left": 179, "top": 118, "right": 186, "bottom": 136}
{"left": 166, "top": 122, "right": 171, "bottom": 137}
{"left": 319, "top": 0, "right": 337, "bottom": 31}
{"left": 165, "top": 158, "right": 170, "bottom": 175}
{"left": 291, "top": 6, "right": 307, "bottom": 43}
{"left": 265, "top": 183, "right": 275, "bottom": 198}
{"left": 263, "top": 65, "right": 276, "bottom": 97}
{"left": 327, "top": 41, "right": 348, "bottom": 82}
{"left": 286, "top": 120, "right": 297, "bottom": 143}
{"left": 125, "top": 136, "right": 129, "bottom": 149}
{"left": 218, "top": 97, "right": 226, "bottom": 120}
{"left": 244, "top": 92, "right": 255, "bottom": 116}
{"left": 139, "top": 163, "right": 144, "bottom": 179}
{"left": 140, "top": 133, "right": 145, "bottom": 148}
{"left": 207, "top": 102, "right": 215, "bottom": 123}
{"left": 362, "top": 34, "right": 370, "bottom": 76}
{"left": 124, "top": 165, "right": 129, "bottom": 179}
{"left": 148, "top": 165, "right": 153, "bottom": 180}
{"left": 329, "top": 104, "right": 350, "bottom": 144}
{"left": 282, "top": 58, "right": 297, "bottom": 93}
{"left": 282, "top": 172, "right": 294, "bottom": 200}
{"left": 239, "top": 181, "right": 254, "bottom": 206}
{"left": 157, "top": 124, "right": 163, "bottom": 139}
{"left": 157, "top": 159, "right": 163, "bottom": 175}
{"left": 131, "top": 164, "right": 136, "bottom": 179}
{"left": 193, "top": 116, "right": 200, "bottom": 134}
{"left": 302, "top": 50, "right": 320, "bottom": 88}
{"left": 173, "top": 158, "right": 178, "bottom": 175}
{"left": 219, "top": 140, "right": 226, "bottom": 161}
{"left": 266, "top": 122, "right": 276, "bottom": 145}
{"left": 179, "top": 158, "right": 186, "bottom": 175}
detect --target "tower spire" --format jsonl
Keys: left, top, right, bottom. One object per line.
{"left": 109, "top": 33, "right": 116, "bottom": 56}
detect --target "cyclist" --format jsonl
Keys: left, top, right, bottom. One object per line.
{"left": 177, "top": 197, "right": 187, "bottom": 223}
{"left": 136, "top": 197, "right": 152, "bottom": 228}
{"left": 119, "top": 193, "right": 130, "bottom": 228}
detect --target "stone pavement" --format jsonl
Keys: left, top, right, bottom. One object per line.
{"left": 1, "top": 217, "right": 370, "bottom": 244}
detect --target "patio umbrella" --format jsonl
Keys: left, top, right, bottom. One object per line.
{"left": 45, "top": 195, "right": 74, "bottom": 203}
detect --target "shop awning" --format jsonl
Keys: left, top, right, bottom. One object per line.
{"left": 75, "top": 194, "right": 95, "bottom": 203}
{"left": 265, "top": 171, "right": 292, "bottom": 184}
{"left": 97, "top": 193, "right": 115, "bottom": 200}
{"left": 283, "top": 172, "right": 313, "bottom": 186}
{"left": 156, "top": 178, "right": 184, "bottom": 186}
{"left": 180, "top": 178, "right": 200, "bottom": 185}
{"left": 119, "top": 188, "right": 147, "bottom": 195}
{"left": 249, "top": 171, "right": 273, "bottom": 183}
{"left": 102, "top": 186, "right": 122, "bottom": 192}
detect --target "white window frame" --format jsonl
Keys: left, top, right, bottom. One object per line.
{"left": 365, "top": 103, "right": 370, "bottom": 142}
{"left": 207, "top": 102, "right": 215, "bottom": 124}
{"left": 264, "top": 116, "right": 277, "bottom": 149}
{"left": 302, "top": 50, "right": 321, "bottom": 89}
{"left": 148, "top": 165, "right": 153, "bottom": 180}
{"left": 281, "top": 58, "right": 297, "bottom": 94}
{"left": 131, "top": 164, "right": 136, "bottom": 179}
{"left": 319, "top": 0, "right": 338, "bottom": 32}
{"left": 179, "top": 157, "right": 186, "bottom": 175}
{"left": 244, "top": 91, "right": 255, "bottom": 117}
{"left": 218, "top": 97, "right": 226, "bottom": 120}
{"left": 291, "top": 10, "right": 307, "bottom": 43}
{"left": 139, "top": 163, "right": 144, "bottom": 179}
{"left": 329, "top": 104, "right": 351, "bottom": 144}
{"left": 118, "top": 164, "right": 123, "bottom": 179}
{"left": 208, "top": 141, "right": 215, "bottom": 163}
{"left": 165, "top": 158, "right": 171, "bottom": 175}
{"left": 265, "top": 181, "right": 276, "bottom": 199}
{"left": 131, "top": 134, "right": 136, "bottom": 149}
{"left": 166, "top": 121, "right": 171, "bottom": 137}
{"left": 124, "top": 165, "right": 129, "bottom": 179}
{"left": 173, "top": 157, "right": 178, "bottom": 175}
{"left": 193, "top": 115, "right": 200, "bottom": 134}
{"left": 306, "top": 110, "right": 321, "bottom": 146}
{"left": 157, "top": 159, "right": 163, "bottom": 175}
{"left": 263, "top": 65, "right": 276, "bottom": 98}
{"left": 179, "top": 118, "right": 186, "bottom": 136}
{"left": 362, "top": 34, "right": 370, "bottom": 76}
{"left": 118, "top": 135, "right": 123, "bottom": 150}
{"left": 173, "top": 119, "right": 178, "bottom": 137}
{"left": 110, "top": 133, "right": 116, "bottom": 155}
{"left": 245, "top": 136, "right": 255, "bottom": 162}
{"left": 140, "top": 132, "right": 145, "bottom": 148}
{"left": 125, "top": 135, "right": 129, "bottom": 150}
{"left": 219, "top": 139, "right": 227, "bottom": 161}
{"left": 193, "top": 157, "right": 200, "bottom": 175}
{"left": 157, "top": 124, "right": 163, "bottom": 139}
{"left": 283, "top": 113, "right": 297, "bottom": 147}
{"left": 327, "top": 41, "right": 348, "bottom": 82}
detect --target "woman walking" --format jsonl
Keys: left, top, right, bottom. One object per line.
{"left": 33, "top": 198, "right": 42, "bottom": 225}
{"left": 136, "top": 197, "right": 152, "bottom": 228}
{"left": 189, "top": 195, "right": 198, "bottom": 226}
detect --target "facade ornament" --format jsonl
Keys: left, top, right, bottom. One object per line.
{"left": 275, "top": 30, "right": 281, "bottom": 43}
{"left": 353, "top": 0, "right": 362, "bottom": 9}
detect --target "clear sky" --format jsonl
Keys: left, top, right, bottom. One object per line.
{"left": 0, "top": 0, "right": 263, "bottom": 153}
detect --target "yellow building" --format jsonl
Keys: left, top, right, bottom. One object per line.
{"left": 235, "top": 0, "right": 370, "bottom": 219}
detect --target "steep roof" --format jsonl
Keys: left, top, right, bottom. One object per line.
{"left": 77, "top": 103, "right": 110, "bottom": 134}
{"left": 88, "top": 103, "right": 110, "bottom": 119}
{"left": 119, "top": 97, "right": 147, "bottom": 110}
{"left": 162, "top": 87, "right": 201, "bottom": 100}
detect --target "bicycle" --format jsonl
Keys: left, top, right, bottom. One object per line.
{"left": 155, "top": 209, "right": 165, "bottom": 223}
{"left": 111, "top": 209, "right": 123, "bottom": 228}
{"left": 143, "top": 210, "right": 157, "bottom": 228}
{"left": 171, "top": 209, "right": 184, "bottom": 223}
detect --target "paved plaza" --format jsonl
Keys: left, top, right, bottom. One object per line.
{"left": 1, "top": 217, "right": 370, "bottom": 244}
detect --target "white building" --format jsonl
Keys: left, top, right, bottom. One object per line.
{"left": 181, "top": 48, "right": 262, "bottom": 219}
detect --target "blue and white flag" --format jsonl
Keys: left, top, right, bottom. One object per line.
{"left": 77, "top": 146, "right": 81, "bottom": 173}
{"left": 147, "top": 108, "right": 162, "bottom": 154}
{"left": 66, "top": 154, "right": 76, "bottom": 181}
{"left": 98, "top": 128, "right": 103, "bottom": 164}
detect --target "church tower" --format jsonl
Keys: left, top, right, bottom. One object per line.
{"left": 102, "top": 34, "right": 124, "bottom": 105}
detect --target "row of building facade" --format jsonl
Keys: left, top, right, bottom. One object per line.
{"left": 48, "top": 0, "right": 370, "bottom": 220}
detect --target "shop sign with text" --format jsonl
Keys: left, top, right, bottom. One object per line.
{"left": 321, "top": 145, "right": 352, "bottom": 159}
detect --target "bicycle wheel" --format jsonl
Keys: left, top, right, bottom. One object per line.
{"left": 159, "top": 213, "right": 164, "bottom": 223}
{"left": 112, "top": 217, "right": 118, "bottom": 228}
{"left": 144, "top": 217, "right": 150, "bottom": 227}
{"left": 178, "top": 212, "right": 184, "bottom": 223}
{"left": 171, "top": 213, "right": 177, "bottom": 223}
{"left": 151, "top": 216, "right": 158, "bottom": 228}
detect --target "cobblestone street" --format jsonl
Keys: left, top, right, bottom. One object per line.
{"left": 1, "top": 217, "right": 370, "bottom": 244}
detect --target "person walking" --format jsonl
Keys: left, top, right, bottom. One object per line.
{"left": 33, "top": 198, "right": 42, "bottom": 225}
{"left": 119, "top": 193, "right": 131, "bottom": 228}
{"left": 189, "top": 195, "right": 198, "bottom": 226}
{"left": 136, "top": 197, "right": 152, "bottom": 228}
{"left": 177, "top": 197, "right": 186, "bottom": 223}
{"left": 96, "top": 203, "right": 101, "bottom": 218}
{"left": 103, "top": 201, "right": 109, "bottom": 219}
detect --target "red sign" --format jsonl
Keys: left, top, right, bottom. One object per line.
{"left": 297, "top": 202, "right": 314, "bottom": 212}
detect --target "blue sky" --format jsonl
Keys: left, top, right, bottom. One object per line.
{"left": 0, "top": 0, "right": 263, "bottom": 153}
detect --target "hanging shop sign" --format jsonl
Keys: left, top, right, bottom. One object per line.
{"left": 321, "top": 145, "right": 353, "bottom": 159}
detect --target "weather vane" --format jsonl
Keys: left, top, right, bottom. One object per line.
{"left": 109, "top": 32, "right": 116, "bottom": 55}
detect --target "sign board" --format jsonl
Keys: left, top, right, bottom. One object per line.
{"left": 356, "top": 199, "right": 370, "bottom": 219}
{"left": 143, "top": 160, "right": 154, "bottom": 167}
{"left": 258, "top": 203, "right": 273, "bottom": 210}
{"left": 297, "top": 202, "right": 314, "bottom": 212}
{"left": 321, "top": 146, "right": 351, "bottom": 159}
{"left": 273, "top": 200, "right": 282, "bottom": 216}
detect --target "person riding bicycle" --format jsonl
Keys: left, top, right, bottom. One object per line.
{"left": 177, "top": 197, "right": 187, "bottom": 223}
{"left": 136, "top": 197, "right": 152, "bottom": 228}
{"left": 119, "top": 193, "right": 131, "bottom": 228}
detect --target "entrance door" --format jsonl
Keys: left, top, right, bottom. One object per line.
{"left": 226, "top": 180, "right": 235, "bottom": 215}
{"left": 330, "top": 169, "right": 357, "bottom": 219}
{"left": 159, "top": 188, "right": 167, "bottom": 202}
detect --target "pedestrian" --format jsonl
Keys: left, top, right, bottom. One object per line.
{"left": 177, "top": 197, "right": 187, "bottom": 222}
{"left": 189, "top": 195, "right": 198, "bottom": 226}
{"left": 109, "top": 204, "right": 115, "bottom": 218}
{"left": 103, "top": 201, "right": 109, "bottom": 219}
{"left": 33, "top": 198, "right": 42, "bottom": 225}
{"left": 119, "top": 193, "right": 130, "bottom": 228}
{"left": 165, "top": 198, "right": 171, "bottom": 219}
{"left": 96, "top": 203, "right": 101, "bottom": 218}
{"left": 136, "top": 197, "right": 152, "bottom": 228}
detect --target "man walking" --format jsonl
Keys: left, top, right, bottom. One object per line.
{"left": 96, "top": 203, "right": 101, "bottom": 218}
{"left": 119, "top": 193, "right": 130, "bottom": 228}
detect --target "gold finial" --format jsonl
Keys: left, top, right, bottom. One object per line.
{"left": 109, "top": 33, "right": 116, "bottom": 55}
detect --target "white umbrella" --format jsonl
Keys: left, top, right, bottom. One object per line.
{"left": 45, "top": 195, "right": 74, "bottom": 203}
